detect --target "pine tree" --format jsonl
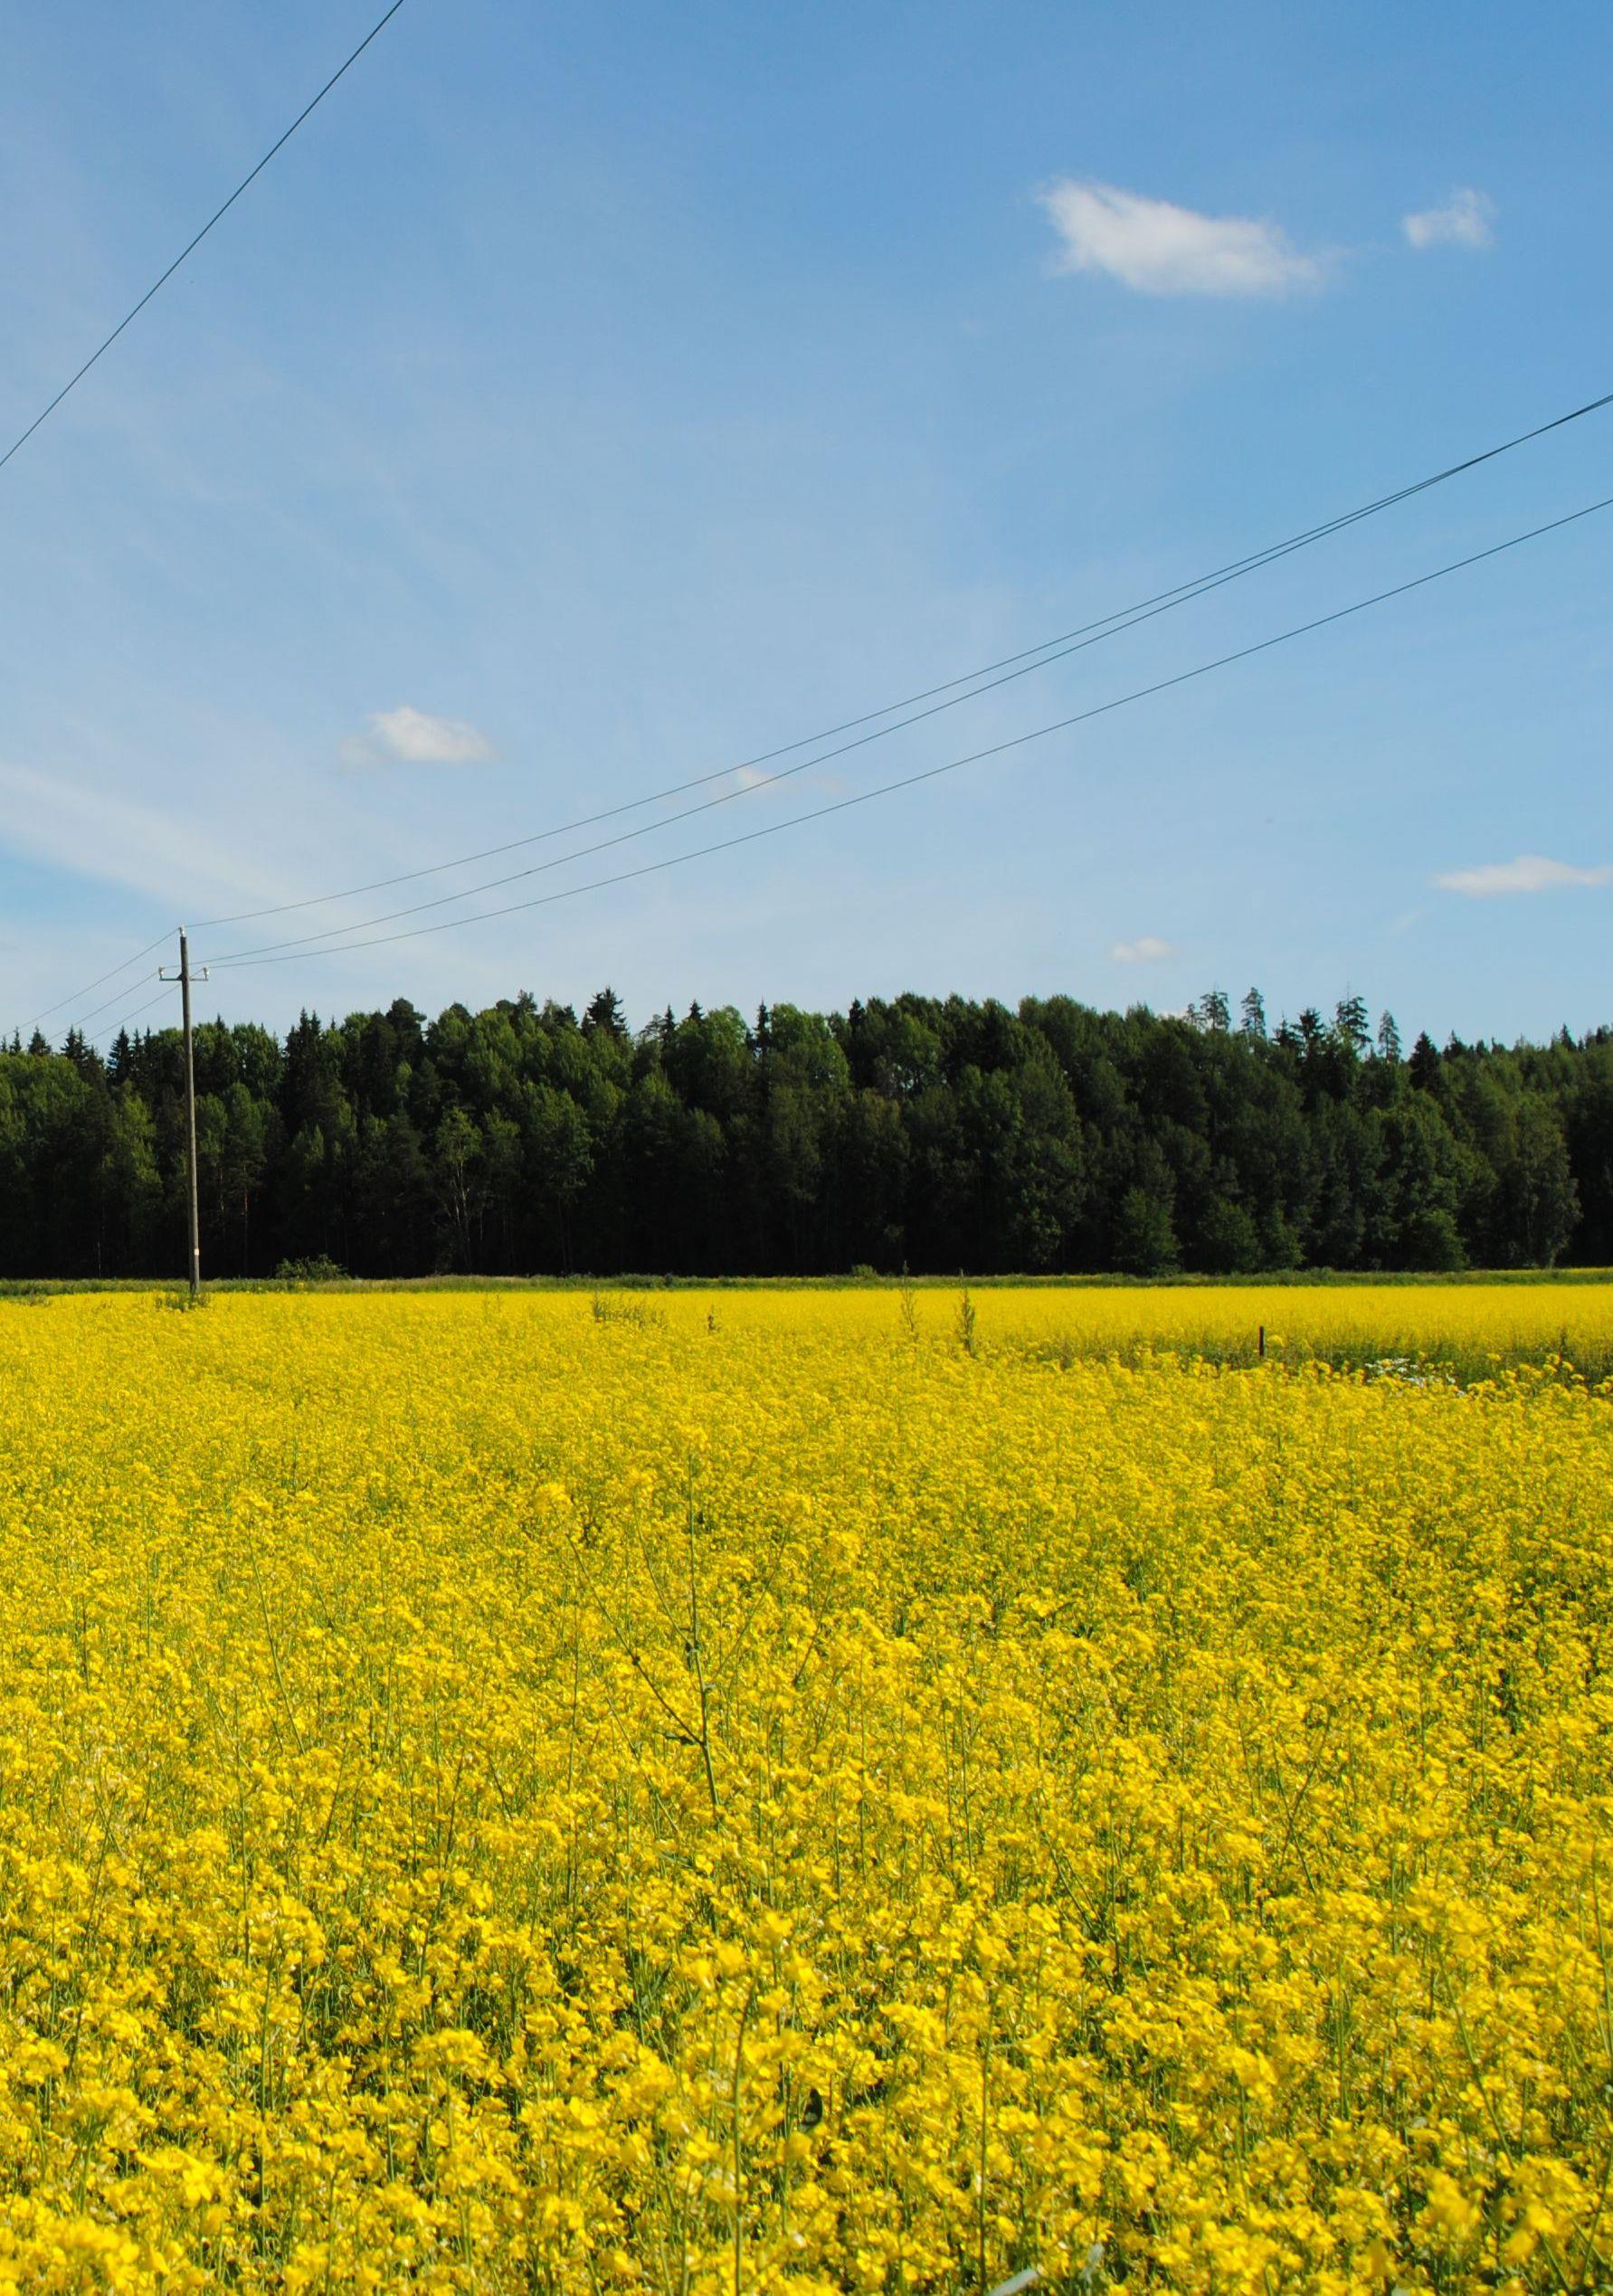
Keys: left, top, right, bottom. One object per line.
{"left": 1334, "top": 994, "right": 1370, "bottom": 1057}
{"left": 1408, "top": 1031, "right": 1440, "bottom": 1091}
{"left": 1, "top": 971, "right": 1609, "bottom": 1277}
{"left": 62, "top": 1027, "right": 104, "bottom": 1077}
{"left": 582, "top": 987, "right": 627, "bottom": 1039}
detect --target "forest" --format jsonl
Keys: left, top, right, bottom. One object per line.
{"left": 0, "top": 985, "right": 1606, "bottom": 1279}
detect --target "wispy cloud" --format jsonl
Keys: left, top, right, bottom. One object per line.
{"left": 1038, "top": 179, "right": 1323, "bottom": 298}
{"left": 1435, "top": 854, "right": 1613, "bottom": 897}
{"left": 0, "top": 759, "right": 285, "bottom": 916}
{"left": 1112, "top": 935, "right": 1177, "bottom": 963}
{"left": 1403, "top": 188, "right": 1494, "bottom": 251}
{"left": 727, "top": 764, "right": 849, "bottom": 801}
{"left": 341, "top": 706, "right": 494, "bottom": 769}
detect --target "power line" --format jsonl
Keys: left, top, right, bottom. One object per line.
{"left": 192, "top": 383, "right": 1613, "bottom": 933}
{"left": 0, "top": 0, "right": 407, "bottom": 480}
{"left": 85, "top": 980, "right": 177, "bottom": 1050}
{"left": 24, "top": 377, "right": 1613, "bottom": 1020}
{"left": 71, "top": 970, "right": 169, "bottom": 1035}
{"left": 3, "top": 3, "right": 407, "bottom": 1047}
{"left": 21, "top": 382, "right": 1613, "bottom": 1021}
{"left": 200, "top": 484, "right": 1613, "bottom": 974}
{"left": 16, "top": 932, "right": 174, "bottom": 1038}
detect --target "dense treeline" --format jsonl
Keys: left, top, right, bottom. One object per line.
{"left": 0, "top": 985, "right": 1606, "bottom": 1277}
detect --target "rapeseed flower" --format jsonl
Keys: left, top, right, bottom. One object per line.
{"left": 0, "top": 1286, "right": 1606, "bottom": 2289}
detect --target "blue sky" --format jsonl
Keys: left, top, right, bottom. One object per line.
{"left": 3, "top": 0, "right": 1610, "bottom": 1048}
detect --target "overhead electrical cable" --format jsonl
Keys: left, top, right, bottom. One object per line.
{"left": 87, "top": 981, "right": 177, "bottom": 1049}
{"left": 191, "top": 384, "right": 1613, "bottom": 933}
{"left": 199, "top": 485, "right": 1613, "bottom": 974}
{"left": 16, "top": 931, "right": 174, "bottom": 1038}
{"left": 70, "top": 970, "right": 167, "bottom": 1035}
{"left": 1, "top": 0, "right": 406, "bottom": 1043}
{"left": 0, "top": 0, "right": 407, "bottom": 480}
{"left": 20, "top": 382, "right": 1613, "bottom": 1026}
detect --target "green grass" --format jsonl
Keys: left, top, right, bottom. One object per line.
{"left": 4, "top": 1266, "right": 1612, "bottom": 1300}
{"left": 1019, "top": 1327, "right": 1613, "bottom": 1389}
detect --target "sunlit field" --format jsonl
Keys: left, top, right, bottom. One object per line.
{"left": 0, "top": 1286, "right": 1609, "bottom": 2291}
{"left": 584, "top": 1277, "right": 1613, "bottom": 1380}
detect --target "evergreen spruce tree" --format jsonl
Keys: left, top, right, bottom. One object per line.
{"left": 1334, "top": 994, "right": 1370, "bottom": 1057}
{"left": 1408, "top": 1031, "right": 1441, "bottom": 1091}
{"left": 0, "top": 973, "right": 1608, "bottom": 1277}
{"left": 582, "top": 987, "right": 627, "bottom": 1039}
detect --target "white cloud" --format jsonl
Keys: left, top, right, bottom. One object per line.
{"left": 1111, "top": 935, "right": 1176, "bottom": 963}
{"left": 1038, "top": 178, "right": 1323, "bottom": 298}
{"left": 341, "top": 705, "right": 494, "bottom": 768}
{"left": 1434, "top": 854, "right": 1613, "bottom": 897}
{"left": 1403, "top": 188, "right": 1494, "bottom": 251}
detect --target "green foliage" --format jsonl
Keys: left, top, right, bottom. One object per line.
{"left": 1114, "top": 1185, "right": 1181, "bottom": 1276}
{"left": 0, "top": 988, "right": 1605, "bottom": 1276}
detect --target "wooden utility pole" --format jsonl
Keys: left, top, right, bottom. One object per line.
{"left": 159, "top": 930, "right": 208, "bottom": 1299}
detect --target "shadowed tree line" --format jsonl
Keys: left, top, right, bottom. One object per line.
{"left": 0, "top": 985, "right": 1603, "bottom": 1277}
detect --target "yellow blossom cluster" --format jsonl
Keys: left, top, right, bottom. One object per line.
{"left": 0, "top": 1286, "right": 1608, "bottom": 2291}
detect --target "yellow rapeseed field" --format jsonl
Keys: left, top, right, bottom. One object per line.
{"left": 0, "top": 1286, "right": 1610, "bottom": 2292}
